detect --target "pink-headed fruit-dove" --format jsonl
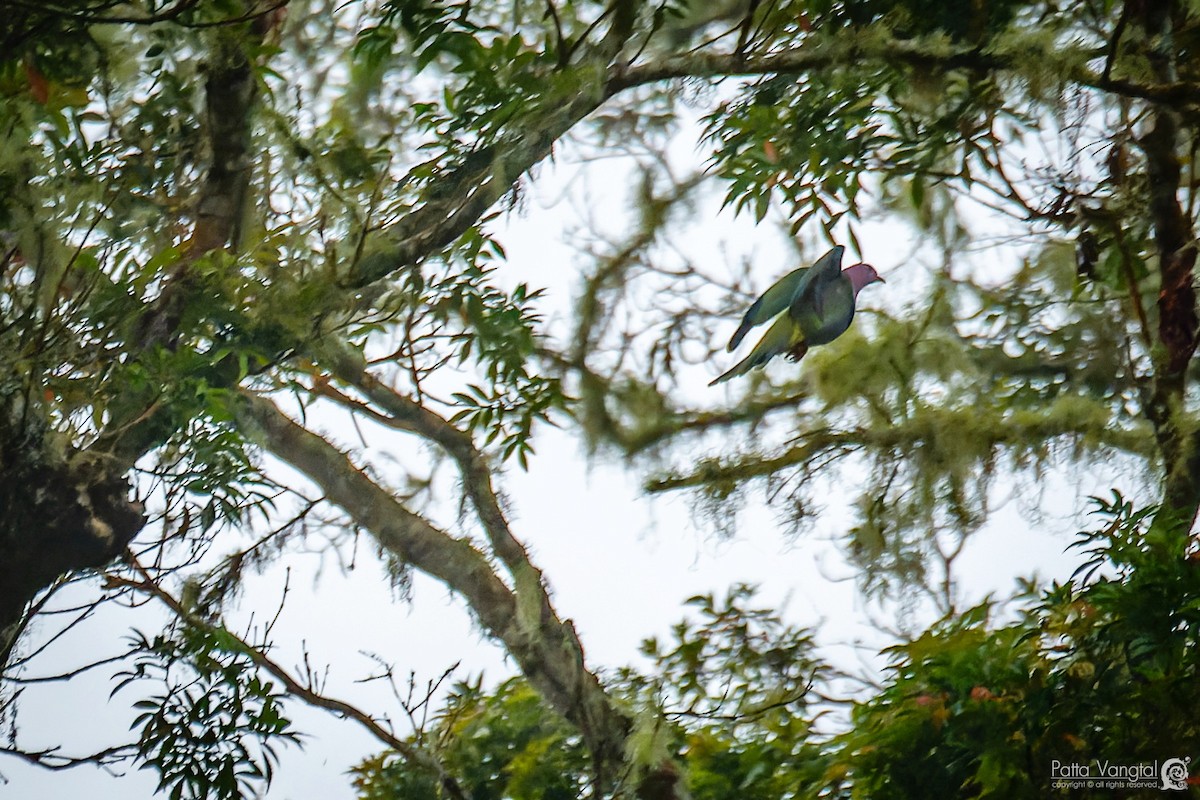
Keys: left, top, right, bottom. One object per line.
{"left": 711, "top": 245, "right": 883, "bottom": 385}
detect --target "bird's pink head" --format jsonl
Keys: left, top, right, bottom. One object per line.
{"left": 844, "top": 263, "right": 884, "bottom": 295}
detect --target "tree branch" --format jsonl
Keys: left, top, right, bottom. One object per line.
{"left": 610, "top": 35, "right": 1200, "bottom": 106}
{"left": 232, "top": 391, "right": 633, "bottom": 781}
{"left": 128, "top": 22, "right": 260, "bottom": 352}
{"left": 646, "top": 406, "right": 1152, "bottom": 494}
{"left": 1133, "top": 1, "right": 1200, "bottom": 526}
{"left": 116, "top": 554, "right": 471, "bottom": 800}
{"left": 0, "top": 743, "right": 138, "bottom": 771}
{"left": 322, "top": 349, "right": 529, "bottom": 581}
{"left": 349, "top": 30, "right": 1197, "bottom": 302}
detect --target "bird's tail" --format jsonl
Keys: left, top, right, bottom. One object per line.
{"left": 708, "top": 355, "right": 755, "bottom": 386}
{"left": 710, "top": 340, "right": 798, "bottom": 386}
{"left": 710, "top": 315, "right": 799, "bottom": 386}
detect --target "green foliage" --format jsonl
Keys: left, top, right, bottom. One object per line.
{"left": 353, "top": 586, "right": 826, "bottom": 799}
{"left": 158, "top": 411, "right": 277, "bottom": 534}
{"left": 638, "top": 586, "right": 821, "bottom": 726}
{"left": 408, "top": 229, "right": 569, "bottom": 466}
{"left": 352, "top": 494, "right": 1200, "bottom": 800}
{"left": 825, "top": 493, "right": 1200, "bottom": 799}
{"left": 708, "top": 68, "right": 884, "bottom": 234}
{"left": 350, "top": 678, "right": 589, "bottom": 800}
{"left": 638, "top": 587, "right": 830, "bottom": 800}
{"left": 115, "top": 625, "right": 300, "bottom": 800}
{"left": 832, "top": 606, "right": 1042, "bottom": 799}
{"left": 704, "top": 9, "right": 1051, "bottom": 242}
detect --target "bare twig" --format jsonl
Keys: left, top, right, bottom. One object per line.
{"left": 118, "top": 552, "right": 471, "bottom": 800}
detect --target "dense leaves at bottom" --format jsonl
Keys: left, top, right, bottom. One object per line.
{"left": 831, "top": 493, "right": 1200, "bottom": 799}
{"left": 350, "top": 493, "right": 1200, "bottom": 799}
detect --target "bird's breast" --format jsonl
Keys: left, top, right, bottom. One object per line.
{"left": 793, "top": 281, "right": 855, "bottom": 345}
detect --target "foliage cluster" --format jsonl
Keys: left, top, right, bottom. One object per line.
{"left": 116, "top": 625, "right": 299, "bottom": 800}
{"left": 350, "top": 495, "right": 1200, "bottom": 799}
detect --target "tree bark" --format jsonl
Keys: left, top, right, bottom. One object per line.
{"left": 1135, "top": 0, "right": 1200, "bottom": 528}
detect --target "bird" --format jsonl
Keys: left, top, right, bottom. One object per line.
{"left": 710, "top": 245, "right": 883, "bottom": 386}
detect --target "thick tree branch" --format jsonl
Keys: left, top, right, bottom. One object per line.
{"left": 315, "top": 356, "right": 685, "bottom": 794}
{"left": 1134, "top": 1, "right": 1200, "bottom": 526}
{"left": 129, "top": 24, "right": 260, "bottom": 356}
{"left": 348, "top": 107, "right": 591, "bottom": 288}
{"left": 232, "top": 391, "right": 633, "bottom": 781}
{"left": 1, "top": 16, "right": 270, "bottom": 666}
{"left": 646, "top": 406, "right": 1152, "bottom": 494}
{"left": 350, "top": 31, "right": 1197, "bottom": 301}
{"left": 321, "top": 348, "right": 530, "bottom": 581}
{"left": 0, "top": 445, "right": 145, "bottom": 668}
{"left": 610, "top": 36, "right": 1200, "bottom": 106}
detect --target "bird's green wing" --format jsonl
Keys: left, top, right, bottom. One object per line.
{"left": 726, "top": 246, "right": 842, "bottom": 351}
{"left": 710, "top": 314, "right": 802, "bottom": 385}
{"left": 727, "top": 265, "right": 809, "bottom": 352}
{"left": 784, "top": 245, "right": 845, "bottom": 323}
